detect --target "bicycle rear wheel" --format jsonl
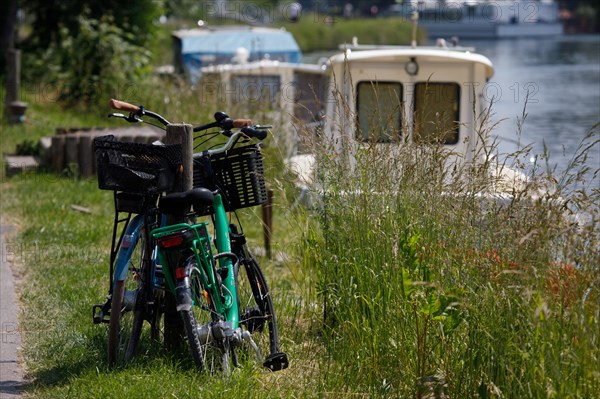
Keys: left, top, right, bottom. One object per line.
{"left": 182, "top": 260, "right": 231, "bottom": 373}
{"left": 235, "top": 253, "right": 288, "bottom": 371}
{"left": 108, "top": 229, "right": 148, "bottom": 365}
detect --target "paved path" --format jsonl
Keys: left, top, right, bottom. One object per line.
{"left": 0, "top": 224, "right": 24, "bottom": 398}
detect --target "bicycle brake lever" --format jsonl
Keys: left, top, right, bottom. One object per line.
{"left": 126, "top": 114, "right": 142, "bottom": 123}
{"left": 108, "top": 112, "right": 126, "bottom": 118}
{"left": 254, "top": 125, "right": 273, "bottom": 129}
{"left": 108, "top": 113, "right": 141, "bottom": 123}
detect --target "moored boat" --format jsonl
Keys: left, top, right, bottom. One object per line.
{"left": 287, "top": 38, "right": 537, "bottom": 201}
{"left": 384, "top": 0, "right": 564, "bottom": 39}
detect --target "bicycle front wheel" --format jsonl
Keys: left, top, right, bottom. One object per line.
{"left": 236, "top": 254, "right": 288, "bottom": 371}
{"left": 108, "top": 230, "right": 148, "bottom": 365}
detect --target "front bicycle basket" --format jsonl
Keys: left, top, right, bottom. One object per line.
{"left": 94, "top": 135, "right": 182, "bottom": 194}
{"left": 193, "top": 143, "right": 267, "bottom": 214}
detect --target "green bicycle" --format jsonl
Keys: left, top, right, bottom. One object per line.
{"left": 92, "top": 99, "right": 288, "bottom": 373}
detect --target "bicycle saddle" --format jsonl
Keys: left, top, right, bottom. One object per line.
{"left": 159, "top": 188, "right": 214, "bottom": 216}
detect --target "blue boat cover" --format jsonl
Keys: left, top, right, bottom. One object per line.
{"left": 174, "top": 28, "right": 302, "bottom": 79}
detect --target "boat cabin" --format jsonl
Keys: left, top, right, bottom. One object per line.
{"left": 285, "top": 41, "right": 500, "bottom": 188}
{"left": 199, "top": 59, "right": 328, "bottom": 158}
{"left": 322, "top": 43, "right": 495, "bottom": 166}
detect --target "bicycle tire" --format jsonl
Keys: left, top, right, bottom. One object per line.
{"left": 182, "top": 261, "right": 230, "bottom": 372}
{"left": 108, "top": 229, "right": 148, "bottom": 365}
{"left": 150, "top": 290, "right": 165, "bottom": 342}
{"left": 235, "top": 253, "right": 287, "bottom": 371}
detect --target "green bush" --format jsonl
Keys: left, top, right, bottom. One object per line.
{"left": 30, "top": 15, "right": 152, "bottom": 107}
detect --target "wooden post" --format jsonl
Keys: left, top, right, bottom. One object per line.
{"left": 5, "top": 48, "right": 27, "bottom": 122}
{"left": 51, "top": 135, "right": 66, "bottom": 173}
{"left": 65, "top": 134, "right": 80, "bottom": 173}
{"left": 78, "top": 135, "right": 94, "bottom": 177}
{"left": 162, "top": 123, "right": 193, "bottom": 349}
{"left": 5, "top": 48, "right": 19, "bottom": 105}
{"left": 262, "top": 189, "right": 274, "bottom": 259}
{"left": 164, "top": 124, "right": 193, "bottom": 192}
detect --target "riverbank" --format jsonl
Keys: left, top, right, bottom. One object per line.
{"left": 2, "top": 87, "right": 598, "bottom": 396}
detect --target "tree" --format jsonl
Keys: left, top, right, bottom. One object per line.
{"left": 22, "top": 0, "right": 164, "bottom": 50}
{"left": 21, "top": 1, "right": 163, "bottom": 107}
{"left": 31, "top": 15, "right": 153, "bottom": 106}
{"left": 0, "top": 0, "right": 18, "bottom": 75}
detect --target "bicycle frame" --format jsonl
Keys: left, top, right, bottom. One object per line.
{"left": 151, "top": 193, "right": 240, "bottom": 330}
{"left": 113, "top": 214, "right": 145, "bottom": 282}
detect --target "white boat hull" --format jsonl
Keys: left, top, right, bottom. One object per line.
{"left": 421, "top": 21, "right": 564, "bottom": 39}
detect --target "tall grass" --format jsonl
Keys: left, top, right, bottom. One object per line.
{"left": 301, "top": 96, "right": 600, "bottom": 397}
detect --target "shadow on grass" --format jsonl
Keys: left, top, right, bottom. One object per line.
{"left": 0, "top": 378, "right": 28, "bottom": 397}
{"left": 26, "top": 330, "right": 197, "bottom": 390}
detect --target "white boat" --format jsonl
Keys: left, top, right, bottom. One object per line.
{"left": 286, "top": 38, "right": 535, "bottom": 200}
{"left": 199, "top": 58, "right": 327, "bottom": 159}
{"left": 385, "top": 0, "right": 564, "bottom": 39}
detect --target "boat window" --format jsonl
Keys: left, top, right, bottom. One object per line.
{"left": 413, "top": 82, "right": 460, "bottom": 145}
{"left": 230, "top": 75, "right": 281, "bottom": 106}
{"left": 356, "top": 81, "right": 403, "bottom": 143}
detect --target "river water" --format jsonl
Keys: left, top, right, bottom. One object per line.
{"left": 456, "top": 35, "right": 600, "bottom": 188}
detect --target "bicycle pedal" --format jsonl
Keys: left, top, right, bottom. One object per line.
{"left": 92, "top": 304, "right": 110, "bottom": 324}
{"left": 263, "top": 352, "right": 289, "bottom": 372}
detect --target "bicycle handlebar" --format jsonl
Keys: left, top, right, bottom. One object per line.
{"left": 241, "top": 126, "right": 268, "bottom": 140}
{"left": 108, "top": 99, "right": 257, "bottom": 133}
{"left": 108, "top": 99, "right": 140, "bottom": 114}
{"left": 107, "top": 99, "right": 269, "bottom": 155}
{"left": 198, "top": 127, "right": 266, "bottom": 158}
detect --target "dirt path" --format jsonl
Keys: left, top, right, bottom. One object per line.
{"left": 0, "top": 224, "right": 25, "bottom": 398}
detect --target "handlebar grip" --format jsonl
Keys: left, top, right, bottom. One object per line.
{"left": 241, "top": 126, "right": 268, "bottom": 140}
{"left": 108, "top": 99, "right": 140, "bottom": 114}
{"left": 232, "top": 119, "right": 252, "bottom": 128}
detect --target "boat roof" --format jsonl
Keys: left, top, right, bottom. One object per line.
{"left": 329, "top": 47, "right": 494, "bottom": 79}
{"left": 172, "top": 26, "right": 301, "bottom": 56}
{"left": 201, "top": 59, "right": 325, "bottom": 75}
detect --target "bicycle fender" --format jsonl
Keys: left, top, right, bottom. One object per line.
{"left": 114, "top": 214, "right": 144, "bottom": 283}
{"left": 175, "top": 281, "right": 192, "bottom": 312}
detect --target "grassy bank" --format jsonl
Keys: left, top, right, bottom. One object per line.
{"left": 280, "top": 16, "right": 423, "bottom": 52}
{"left": 0, "top": 81, "right": 322, "bottom": 398}
{"left": 3, "top": 95, "right": 599, "bottom": 397}
{"left": 1, "top": 171, "right": 319, "bottom": 398}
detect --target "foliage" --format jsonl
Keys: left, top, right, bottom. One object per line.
{"left": 21, "top": 0, "right": 164, "bottom": 49}
{"left": 29, "top": 15, "right": 152, "bottom": 107}
{"left": 165, "top": 0, "right": 280, "bottom": 21}
{"left": 14, "top": 139, "right": 41, "bottom": 156}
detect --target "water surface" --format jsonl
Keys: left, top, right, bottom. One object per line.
{"left": 458, "top": 35, "right": 600, "bottom": 187}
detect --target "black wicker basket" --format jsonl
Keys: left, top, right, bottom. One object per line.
{"left": 94, "top": 135, "right": 182, "bottom": 194}
{"left": 193, "top": 143, "right": 267, "bottom": 215}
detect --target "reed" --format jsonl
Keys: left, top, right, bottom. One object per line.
{"left": 300, "top": 93, "right": 599, "bottom": 397}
